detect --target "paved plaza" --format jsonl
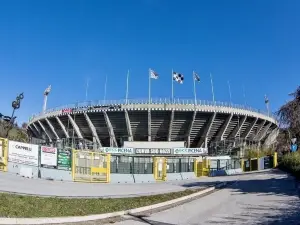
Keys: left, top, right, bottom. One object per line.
{"left": 0, "top": 171, "right": 270, "bottom": 198}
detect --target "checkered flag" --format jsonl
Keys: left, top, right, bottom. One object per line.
{"left": 173, "top": 72, "right": 184, "bottom": 84}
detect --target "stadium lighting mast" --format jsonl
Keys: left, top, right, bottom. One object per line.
{"left": 43, "top": 85, "right": 51, "bottom": 114}
{"left": 264, "top": 94, "right": 270, "bottom": 117}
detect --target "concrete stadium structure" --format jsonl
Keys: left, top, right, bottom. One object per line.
{"left": 28, "top": 99, "right": 278, "bottom": 152}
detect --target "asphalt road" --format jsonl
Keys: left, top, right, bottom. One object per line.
{"left": 112, "top": 171, "right": 300, "bottom": 225}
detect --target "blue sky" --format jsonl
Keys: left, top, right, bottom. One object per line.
{"left": 0, "top": 0, "right": 299, "bottom": 124}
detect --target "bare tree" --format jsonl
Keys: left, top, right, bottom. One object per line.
{"left": 21, "top": 122, "right": 28, "bottom": 129}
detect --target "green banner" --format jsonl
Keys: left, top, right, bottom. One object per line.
{"left": 57, "top": 149, "right": 72, "bottom": 170}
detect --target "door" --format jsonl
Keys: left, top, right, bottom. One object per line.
{"left": 0, "top": 138, "right": 8, "bottom": 172}
{"left": 153, "top": 157, "right": 167, "bottom": 181}
{"left": 72, "top": 150, "right": 111, "bottom": 183}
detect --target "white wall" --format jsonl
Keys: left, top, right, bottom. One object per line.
{"left": 123, "top": 141, "right": 185, "bottom": 148}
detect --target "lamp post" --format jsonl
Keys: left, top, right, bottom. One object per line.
{"left": 11, "top": 93, "right": 24, "bottom": 124}
{"left": 5, "top": 93, "right": 24, "bottom": 138}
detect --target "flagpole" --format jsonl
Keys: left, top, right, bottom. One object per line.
{"left": 104, "top": 74, "right": 107, "bottom": 103}
{"left": 193, "top": 71, "right": 197, "bottom": 105}
{"left": 126, "top": 69, "right": 129, "bottom": 104}
{"left": 210, "top": 73, "right": 215, "bottom": 103}
{"left": 266, "top": 102, "right": 270, "bottom": 117}
{"left": 228, "top": 80, "right": 232, "bottom": 105}
{"left": 148, "top": 68, "right": 151, "bottom": 103}
{"left": 85, "top": 78, "right": 90, "bottom": 101}
{"left": 243, "top": 84, "right": 246, "bottom": 106}
{"left": 171, "top": 69, "right": 174, "bottom": 102}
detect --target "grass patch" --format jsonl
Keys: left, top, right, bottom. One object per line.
{"left": 0, "top": 189, "right": 199, "bottom": 218}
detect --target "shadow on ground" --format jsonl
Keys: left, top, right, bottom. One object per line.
{"left": 186, "top": 170, "right": 300, "bottom": 225}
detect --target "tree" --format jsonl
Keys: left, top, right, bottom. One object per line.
{"left": 276, "top": 86, "right": 300, "bottom": 151}
{"left": 0, "top": 120, "right": 29, "bottom": 142}
{"left": 21, "top": 122, "right": 28, "bottom": 129}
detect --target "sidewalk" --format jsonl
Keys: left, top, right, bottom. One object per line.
{"left": 0, "top": 170, "right": 274, "bottom": 198}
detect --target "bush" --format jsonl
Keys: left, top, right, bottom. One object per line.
{"left": 244, "top": 148, "right": 275, "bottom": 159}
{"left": 280, "top": 151, "right": 300, "bottom": 179}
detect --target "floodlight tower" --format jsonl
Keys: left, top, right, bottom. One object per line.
{"left": 264, "top": 94, "right": 270, "bottom": 117}
{"left": 43, "top": 85, "right": 51, "bottom": 114}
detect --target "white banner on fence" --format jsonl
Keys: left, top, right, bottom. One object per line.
{"left": 173, "top": 148, "right": 208, "bottom": 155}
{"left": 41, "top": 146, "right": 57, "bottom": 167}
{"left": 8, "top": 141, "right": 39, "bottom": 166}
{"left": 101, "top": 147, "right": 134, "bottom": 154}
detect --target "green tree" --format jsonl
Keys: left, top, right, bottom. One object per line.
{"left": 0, "top": 120, "right": 29, "bottom": 142}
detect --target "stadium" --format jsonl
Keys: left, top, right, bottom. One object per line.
{"left": 27, "top": 98, "right": 278, "bottom": 155}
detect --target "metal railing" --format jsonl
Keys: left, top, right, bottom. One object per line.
{"left": 29, "top": 98, "right": 275, "bottom": 122}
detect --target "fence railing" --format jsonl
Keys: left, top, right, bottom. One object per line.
{"left": 29, "top": 98, "right": 275, "bottom": 122}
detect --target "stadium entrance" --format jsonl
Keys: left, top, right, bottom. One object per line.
{"left": 153, "top": 157, "right": 167, "bottom": 181}
{"left": 72, "top": 150, "right": 111, "bottom": 183}
{"left": 0, "top": 138, "right": 8, "bottom": 172}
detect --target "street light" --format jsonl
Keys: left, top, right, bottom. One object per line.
{"left": 11, "top": 93, "right": 24, "bottom": 124}
{"left": 4, "top": 93, "right": 24, "bottom": 138}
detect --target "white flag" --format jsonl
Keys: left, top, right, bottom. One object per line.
{"left": 173, "top": 72, "right": 184, "bottom": 84}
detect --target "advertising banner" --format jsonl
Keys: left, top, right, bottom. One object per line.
{"left": 101, "top": 147, "right": 134, "bottom": 154}
{"left": 135, "top": 148, "right": 172, "bottom": 155}
{"left": 62, "top": 108, "right": 72, "bottom": 113}
{"left": 8, "top": 141, "right": 39, "bottom": 166}
{"left": 173, "top": 148, "right": 208, "bottom": 155}
{"left": 57, "top": 148, "right": 72, "bottom": 170}
{"left": 41, "top": 146, "right": 57, "bottom": 168}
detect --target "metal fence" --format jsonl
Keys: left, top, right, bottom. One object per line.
{"left": 110, "top": 156, "right": 195, "bottom": 174}
{"left": 209, "top": 158, "right": 242, "bottom": 171}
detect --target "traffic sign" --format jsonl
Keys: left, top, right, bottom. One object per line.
{"left": 291, "top": 144, "right": 298, "bottom": 152}
{"left": 291, "top": 138, "right": 297, "bottom": 144}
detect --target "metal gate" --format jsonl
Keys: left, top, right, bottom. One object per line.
{"left": 194, "top": 157, "right": 210, "bottom": 177}
{"left": 72, "top": 150, "right": 111, "bottom": 183}
{"left": 153, "top": 157, "right": 167, "bottom": 181}
{"left": 0, "top": 138, "right": 8, "bottom": 172}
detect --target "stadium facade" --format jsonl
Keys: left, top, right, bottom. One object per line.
{"left": 27, "top": 98, "right": 278, "bottom": 154}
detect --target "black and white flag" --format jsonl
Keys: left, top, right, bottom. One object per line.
{"left": 173, "top": 72, "right": 184, "bottom": 84}
{"left": 149, "top": 69, "right": 159, "bottom": 79}
{"left": 193, "top": 71, "right": 200, "bottom": 82}
{"left": 264, "top": 95, "right": 269, "bottom": 104}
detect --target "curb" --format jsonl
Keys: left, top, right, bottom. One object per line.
{"left": 231, "top": 168, "right": 274, "bottom": 176}
{"left": 0, "top": 182, "right": 227, "bottom": 225}
{"left": 209, "top": 168, "right": 274, "bottom": 177}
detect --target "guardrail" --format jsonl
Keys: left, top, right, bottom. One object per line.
{"left": 29, "top": 98, "right": 275, "bottom": 122}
